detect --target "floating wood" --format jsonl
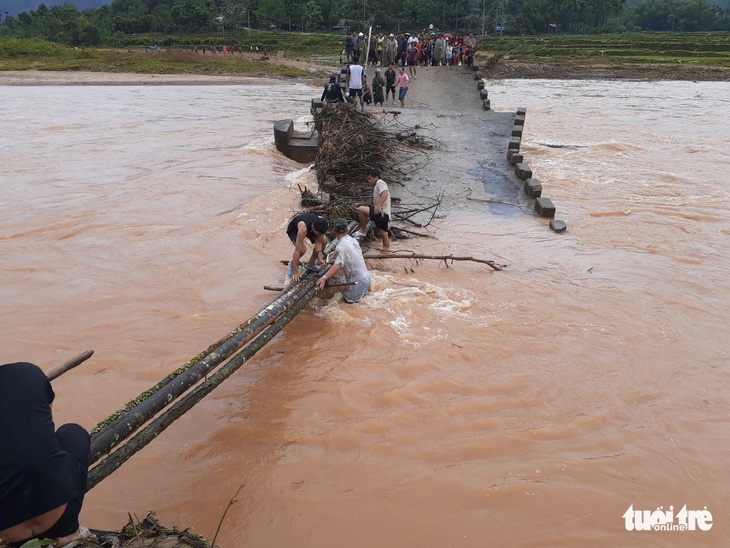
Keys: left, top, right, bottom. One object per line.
{"left": 362, "top": 252, "right": 506, "bottom": 271}
{"left": 47, "top": 349, "right": 94, "bottom": 382}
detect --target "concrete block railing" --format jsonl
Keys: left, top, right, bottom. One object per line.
{"left": 504, "top": 107, "right": 566, "bottom": 231}
{"left": 476, "top": 78, "right": 490, "bottom": 111}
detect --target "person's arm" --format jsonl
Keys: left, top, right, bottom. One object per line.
{"left": 321, "top": 86, "right": 327, "bottom": 101}
{"left": 316, "top": 262, "right": 342, "bottom": 289}
{"left": 309, "top": 234, "right": 327, "bottom": 267}
{"left": 290, "top": 221, "right": 308, "bottom": 281}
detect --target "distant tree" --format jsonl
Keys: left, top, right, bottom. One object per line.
{"left": 302, "top": 0, "right": 323, "bottom": 31}
{"left": 257, "top": 0, "right": 286, "bottom": 27}
{"left": 111, "top": 0, "right": 150, "bottom": 33}
{"left": 150, "top": 3, "right": 175, "bottom": 32}
{"left": 78, "top": 20, "right": 103, "bottom": 43}
{"left": 169, "top": 0, "right": 216, "bottom": 32}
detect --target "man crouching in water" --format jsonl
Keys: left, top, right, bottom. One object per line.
{"left": 286, "top": 213, "right": 328, "bottom": 283}
{"left": 316, "top": 218, "right": 371, "bottom": 303}
{"left": 0, "top": 362, "right": 92, "bottom": 548}
{"left": 321, "top": 74, "right": 346, "bottom": 103}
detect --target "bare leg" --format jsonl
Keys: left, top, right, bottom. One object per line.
{"left": 357, "top": 206, "right": 369, "bottom": 232}
{"left": 380, "top": 228, "right": 391, "bottom": 248}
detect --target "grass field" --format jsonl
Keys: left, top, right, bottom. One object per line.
{"left": 487, "top": 32, "right": 730, "bottom": 67}
{"left": 2, "top": 32, "right": 729, "bottom": 79}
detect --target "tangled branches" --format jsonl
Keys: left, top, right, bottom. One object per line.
{"left": 309, "top": 104, "right": 439, "bottom": 227}
{"left": 314, "top": 104, "right": 436, "bottom": 193}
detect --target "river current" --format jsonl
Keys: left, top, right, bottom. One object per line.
{"left": 1, "top": 77, "right": 729, "bottom": 546}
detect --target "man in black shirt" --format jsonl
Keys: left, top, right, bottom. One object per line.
{"left": 321, "top": 75, "right": 346, "bottom": 104}
{"left": 0, "top": 362, "right": 91, "bottom": 547}
{"left": 285, "top": 213, "right": 329, "bottom": 282}
{"left": 384, "top": 64, "right": 397, "bottom": 104}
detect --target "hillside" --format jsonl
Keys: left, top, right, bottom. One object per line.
{"left": 4, "top": 0, "right": 108, "bottom": 17}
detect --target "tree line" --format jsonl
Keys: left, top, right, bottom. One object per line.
{"left": 0, "top": 0, "right": 728, "bottom": 46}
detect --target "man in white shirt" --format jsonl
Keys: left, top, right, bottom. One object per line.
{"left": 348, "top": 63, "right": 365, "bottom": 110}
{"left": 316, "top": 219, "right": 371, "bottom": 303}
{"left": 355, "top": 168, "right": 391, "bottom": 248}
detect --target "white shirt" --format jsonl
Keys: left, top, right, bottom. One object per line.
{"left": 334, "top": 235, "right": 369, "bottom": 281}
{"left": 348, "top": 64, "right": 364, "bottom": 90}
{"left": 373, "top": 178, "right": 391, "bottom": 217}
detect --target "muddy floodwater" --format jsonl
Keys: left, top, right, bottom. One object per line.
{"left": 1, "top": 75, "right": 729, "bottom": 547}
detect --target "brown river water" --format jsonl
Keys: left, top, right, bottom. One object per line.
{"left": 1, "top": 75, "right": 729, "bottom": 547}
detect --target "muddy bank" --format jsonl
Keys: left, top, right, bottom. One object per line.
{"left": 0, "top": 70, "right": 286, "bottom": 86}
{"left": 2, "top": 54, "right": 730, "bottom": 86}
{"left": 481, "top": 58, "right": 730, "bottom": 81}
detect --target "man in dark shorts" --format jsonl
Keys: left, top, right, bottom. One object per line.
{"left": 0, "top": 362, "right": 91, "bottom": 548}
{"left": 286, "top": 213, "right": 329, "bottom": 282}
{"left": 355, "top": 168, "right": 391, "bottom": 248}
{"left": 347, "top": 62, "right": 365, "bottom": 111}
{"left": 384, "top": 64, "right": 397, "bottom": 104}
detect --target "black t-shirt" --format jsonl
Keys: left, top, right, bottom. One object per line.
{"left": 286, "top": 213, "right": 321, "bottom": 244}
{"left": 385, "top": 69, "right": 397, "bottom": 87}
{"left": 0, "top": 362, "right": 80, "bottom": 529}
{"left": 321, "top": 83, "right": 344, "bottom": 102}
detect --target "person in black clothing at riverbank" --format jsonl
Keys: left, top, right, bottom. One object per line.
{"left": 384, "top": 64, "right": 397, "bottom": 104}
{"left": 321, "top": 75, "right": 346, "bottom": 103}
{"left": 0, "top": 362, "right": 91, "bottom": 548}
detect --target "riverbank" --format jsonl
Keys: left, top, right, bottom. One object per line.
{"left": 483, "top": 57, "right": 730, "bottom": 81}
{"left": 0, "top": 69, "right": 286, "bottom": 86}
{"left": 2, "top": 54, "right": 730, "bottom": 85}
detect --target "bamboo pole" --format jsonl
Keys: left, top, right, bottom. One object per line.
{"left": 89, "top": 276, "right": 319, "bottom": 464}
{"left": 264, "top": 281, "right": 355, "bottom": 292}
{"left": 89, "top": 287, "right": 302, "bottom": 436}
{"left": 87, "top": 282, "right": 318, "bottom": 490}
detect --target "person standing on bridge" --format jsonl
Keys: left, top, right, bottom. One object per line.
{"left": 0, "top": 362, "right": 92, "bottom": 548}
{"left": 316, "top": 218, "right": 371, "bottom": 303}
{"left": 384, "top": 64, "right": 397, "bottom": 104}
{"left": 397, "top": 67, "right": 410, "bottom": 108}
{"left": 286, "top": 213, "right": 329, "bottom": 283}
{"left": 347, "top": 62, "right": 365, "bottom": 111}
{"left": 371, "top": 69, "right": 385, "bottom": 107}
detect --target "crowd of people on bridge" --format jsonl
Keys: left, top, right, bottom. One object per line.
{"left": 328, "top": 29, "right": 480, "bottom": 109}
{"left": 343, "top": 30, "right": 479, "bottom": 68}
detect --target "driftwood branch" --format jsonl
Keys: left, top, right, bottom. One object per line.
{"left": 47, "top": 350, "right": 94, "bottom": 382}
{"left": 212, "top": 484, "right": 244, "bottom": 548}
{"left": 465, "top": 187, "right": 521, "bottom": 207}
{"left": 390, "top": 227, "right": 430, "bottom": 238}
{"left": 363, "top": 252, "right": 506, "bottom": 271}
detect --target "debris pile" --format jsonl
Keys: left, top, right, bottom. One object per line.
{"left": 1, "top": 513, "right": 211, "bottom": 548}
{"left": 306, "top": 104, "right": 440, "bottom": 238}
